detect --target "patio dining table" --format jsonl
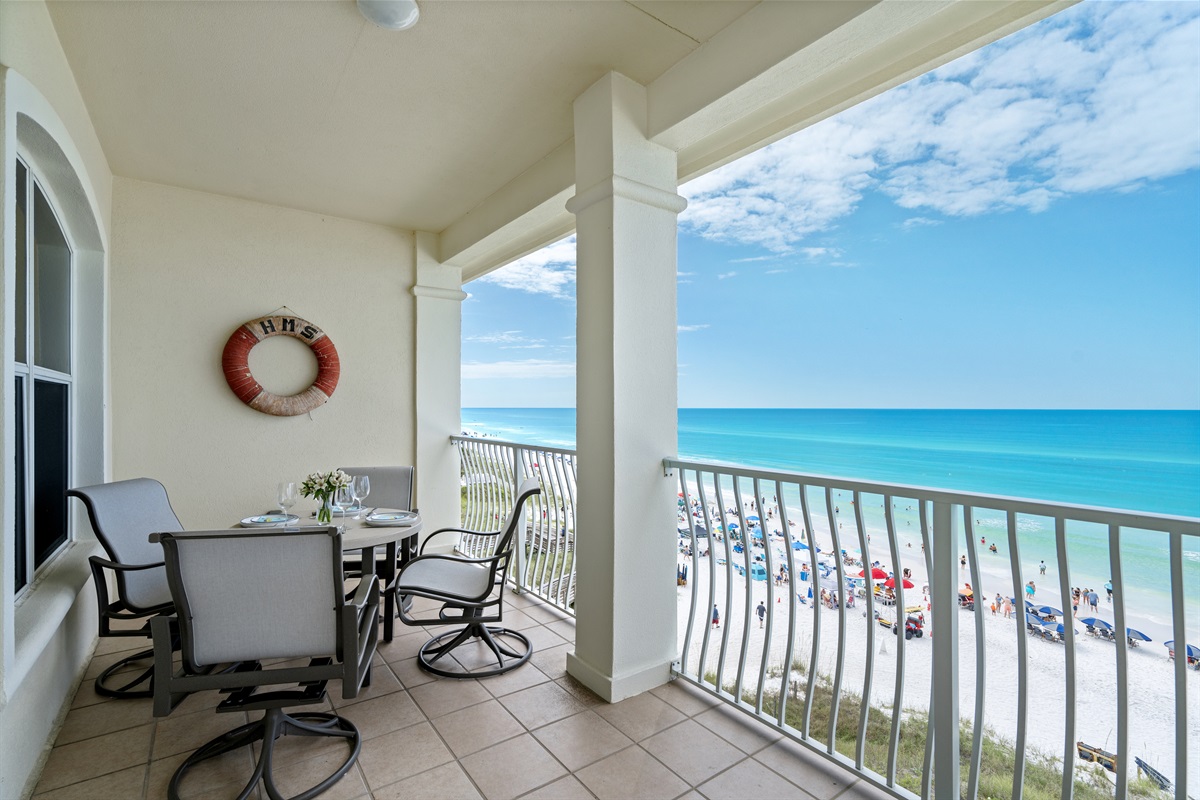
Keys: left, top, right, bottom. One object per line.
{"left": 237, "top": 511, "right": 422, "bottom": 642}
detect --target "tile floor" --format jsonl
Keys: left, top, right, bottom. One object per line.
{"left": 31, "top": 593, "right": 890, "bottom": 800}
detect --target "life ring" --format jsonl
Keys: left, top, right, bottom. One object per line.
{"left": 222, "top": 315, "right": 340, "bottom": 416}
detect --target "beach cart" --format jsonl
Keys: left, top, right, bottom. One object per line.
{"left": 958, "top": 589, "right": 974, "bottom": 611}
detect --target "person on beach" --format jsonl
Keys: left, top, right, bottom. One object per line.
{"left": 757, "top": 601, "right": 766, "bottom": 628}
{"left": 1105, "top": 580, "right": 1113, "bottom": 601}
{"left": 1072, "top": 588, "right": 1080, "bottom": 617}
{"left": 712, "top": 605, "right": 720, "bottom": 629}
{"left": 1088, "top": 588, "right": 1099, "bottom": 612}
{"left": 960, "top": 555, "right": 967, "bottom": 569}
{"left": 1003, "top": 597, "right": 1013, "bottom": 618}
{"left": 1026, "top": 581, "right": 1036, "bottom": 601}
{"left": 1039, "top": 560, "right": 1047, "bottom": 576}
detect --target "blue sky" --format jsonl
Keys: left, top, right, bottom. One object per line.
{"left": 462, "top": 1, "right": 1200, "bottom": 410}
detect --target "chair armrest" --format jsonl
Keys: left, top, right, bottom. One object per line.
{"left": 89, "top": 555, "right": 165, "bottom": 573}
{"left": 384, "top": 552, "right": 500, "bottom": 596}
{"left": 419, "top": 527, "right": 498, "bottom": 555}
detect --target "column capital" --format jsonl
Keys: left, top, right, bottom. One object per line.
{"left": 566, "top": 174, "right": 688, "bottom": 217}
{"left": 412, "top": 285, "right": 468, "bottom": 302}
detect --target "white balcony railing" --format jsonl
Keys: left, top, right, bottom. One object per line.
{"left": 453, "top": 434, "right": 1198, "bottom": 799}
{"left": 453, "top": 435, "right": 577, "bottom": 614}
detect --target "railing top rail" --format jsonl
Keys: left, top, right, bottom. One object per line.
{"left": 664, "top": 456, "right": 1200, "bottom": 535}
{"left": 452, "top": 434, "right": 578, "bottom": 458}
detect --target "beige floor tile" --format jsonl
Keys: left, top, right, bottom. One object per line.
{"left": 432, "top": 699, "right": 525, "bottom": 758}
{"left": 151, "top": 706, "right": 248, "bottom": 761}
{"left": 35, "top": 723, "right": 154, "bottom": 793}
{"left": 520, "top": 604, "right": 570, "bottom": 625}
{"left": 357, "top": 721, "right": 455, "bottom": 790}
{"left": 592, "top": 691, "right": 686, "bottom": 742}
{"left": 390, "top": 656, "right": 440, "bottom": 689}
{"left": 574, "top": 745, "right": 689, "bottom": 800}
{"left": 529, "top": 643, "right": 572, "bottom": 680}
{"left": 69, "top": 680, "right": 113, "bottom": 710}
{"left": 649, "top": 681, "right": 721, "bottom": 717}
{"left": 481, "top": 663, "right": 552, "bottom": 698}
{"left": 520, "top": 625, "right": 569, "bottom": 652}
{"left": 531, "top": 710, "right": 633, "bottom": 771}
{"left": 545, "top": 620, "right": 576, "bottom": 643}
{"left": 409, "top": 677, "right": 492, "bottom": 719}
{"left": 448, "top": 635, "right": 534, "bottom": 674}
{"left": 32, "top": 763, "right": 146, "bottom": 800}
{"left": 145, "top": 747, "right": 257, "bottom": 799}
{"left": 498, "top": 681, "right": 589, "bottom": 730}
{"left": 268, "top": 750, "right": 369, "bottom": 800}
{"left": 82, "top": 649, "right": 151, "bottom": 682}
{"left": 371, "top": 761, "right": 484, "bottom": 800}
{"left": 697, "top": 758, "right": 813, "bottom": 800}
{"left": 753, "top": 740, "right": 856, "bottom": 800}
{"left": 94, "top": 633, "right": 154, "bottom": 656}
{"left": 56, "top": 696, "right": 155, "bottom": 745}
{"left": 335, "top": 689, "right": 426, "bottom": 740}
{"left": 641, "top": 719, "right": 745, "bottom": 786}
{"left": 499, "top": 608, "right": 539, "bottom": 631}
{"left": 693, "top": 704, "right": 781, "bottom": 754}
{"left": 377, "top": 630, "right": 432, "bottom": 664}
{"left": 459, "top": 734, "right": 567, "bottom": 800}
{"left": 518, "top": 774, "right": 596, "bottom": 800}
{"left": 553, "top": 675, "right": 604, "bottom": 707}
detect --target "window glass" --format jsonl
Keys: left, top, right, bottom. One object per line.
{"left": 14, "top": 376, "right": 27, "bottom": 591}
{"left": 33, "top": 379, "right": 69, "bottom": 568}
{"left": 15, "top": 161, "right": 27, "bottom": 364}
{"left": 33, "top": 186, "right": 71, "bottom": 373}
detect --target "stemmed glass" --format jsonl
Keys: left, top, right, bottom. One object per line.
{"left": 276, "top": 482, "right": 298, "bottom": 520}
{"left": 335, "top": 484, "right": 355, "bottom": 532}
{"left": 352, "top": 475, "right": 371, "bottom": 518}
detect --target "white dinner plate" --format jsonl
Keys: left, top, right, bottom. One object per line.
{"left": 364, "top": 510, "right": 418, "bottom": 527}
{"left": 241, "top": 513, "right": 300, "bottom": 527}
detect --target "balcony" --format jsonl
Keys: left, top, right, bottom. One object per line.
{"left": 34, "top": 592, "right": 885, "bottom": 800}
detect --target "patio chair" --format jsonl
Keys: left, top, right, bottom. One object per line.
{"left": 67, "top": 478, "right": 182, "bottom": 698}
{"left": 338, "top": 465, "right": 416, "bottom": 591}
{"left": 388, "top": 478, "right": 540, "bottom": 678}
{"left": 150, "top": 526, "right": 378, "bottom": 800}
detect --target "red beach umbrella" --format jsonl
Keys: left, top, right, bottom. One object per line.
{"left": 858, "top": 568, "right": 888, "bottom": 580}
{"left": 884, "top": 577, "right": 915, "bottom": 589}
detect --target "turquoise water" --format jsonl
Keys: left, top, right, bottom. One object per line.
{"left": 462, "top": 408, "right": 1200, "bottom": 625}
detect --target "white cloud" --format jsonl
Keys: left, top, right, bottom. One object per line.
{"left": 678, "top": 324, "right": 710, "bottom": 332}
{"left": 717, "top": 271, "right": 738, "bottom": 280}
{"left": 765, "top": 269, "right": 791, "bottom": 275}
{"left": 478, "top": 236, "right": 577, "bottom": 297}
{"left": 901, "top": 217, "right": 943, "bottom": 229}
{"left": 680, "top": 2, "right": 1200, "bottom": 251}
{"left": 465, "top": 331, "right": 546, "bottom": 347}
{"left": 461, "top": 360, "right": 576, "bottom": 380}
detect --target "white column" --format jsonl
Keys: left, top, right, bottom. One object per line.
{"left": 565, "top": 73, "right": 686, "bottom": 702}
{"left": 412, "top": 231, "right": 466, "bottom": 541}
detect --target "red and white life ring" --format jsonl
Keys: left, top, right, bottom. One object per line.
{"left": 222, "top": 315, "right": 340, "bottom": 417}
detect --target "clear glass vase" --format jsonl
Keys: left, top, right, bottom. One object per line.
{"left": 317, "top": 496, "right": 334, "bottom": 524}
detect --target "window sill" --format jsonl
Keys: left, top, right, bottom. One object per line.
{"left": 11, "top": 540, "right": 100, "bottom": 691}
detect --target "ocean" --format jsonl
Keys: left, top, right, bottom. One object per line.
{"left": 461, "top": 408, "right": 1200, "bottom": 626}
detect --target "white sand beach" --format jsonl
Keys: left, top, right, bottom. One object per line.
{"left": 676, "top": 494, "right": 1200, "bottom": 790}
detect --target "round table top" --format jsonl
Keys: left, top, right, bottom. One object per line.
{"left": 236, "top": 511, "right": 422, "bottom": 550}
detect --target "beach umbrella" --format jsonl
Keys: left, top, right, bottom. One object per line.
{"left": 859, "top": 568, "right": 888, "bottom": 580}
{"left": 751, "top": 529, "right": 764, "bottom": 540}
{"left": 1165, "top": 641, "right": 1200, "bottom": 659}
{"left": 1080, "top": 617, "right": 1113, "bottom": 631}
{"left": 746, "top": 515, "right": 760, "bottom": 523}
{"left": 884, "top": 577, "right": 914, "bottom": 589}
{"left": 1126, "top": 628, "right": 1152, "bottom": 642}
{"left": 727, "top": 522, "right": 739, "bottom": 530}
{"left": 1041, "top": 621, "right": 1078, "bottom": 636}
{"left": 1036, "top": 605, "right": 1064, "bottom": 617}
{"left": 1025, "top": 613, "right": 1043, "bottom": 626}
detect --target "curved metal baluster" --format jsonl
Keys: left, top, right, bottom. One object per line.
{"left": 1053, "top": 515, "right": 1076, "bottom": 800}
{"left": 798, "top": 484, "right": 820, "bottom": 740}
{"left": 825, "top": 487, "right": 848, "bottom": 754}
{"left": 732, "top": 476, "right": 754, "bottom": 700}
{"left": 1006, "top": 510, "right": 1027, "bottom": 800}
{"left": 1168, "top": 531, "right": 1189, "bottom": 799}
{"left": 853, "top": 491, "right": 874, "bottom": 771}
{"left": 919, "top": 500, "right": 935, "bottom": 800}
{"left": 753, "top": 478, "right": 775, "bottom": 715}
{"left": 883, "top": 495, "right": 905, "bottom": 787}
{"left": 963, "top": 507, "right": 985, "bottom": 800}
{"left": 776, "top": 481, "right": 799, "bottom": 728}
{"left": 1109, "top": 524, "right": 1128, "bottom": 800}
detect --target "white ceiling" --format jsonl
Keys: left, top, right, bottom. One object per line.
{"left": 45, "top": 0, "right": 1064, "bottom": 274}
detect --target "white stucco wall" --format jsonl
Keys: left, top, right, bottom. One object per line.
{"left": 110, "top": 178, "right": 417, "bottom": 529}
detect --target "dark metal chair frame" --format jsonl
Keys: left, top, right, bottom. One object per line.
{"left": 388, "top": 478, "right": 540, "bottom": 678}
{"left": 151, "top": 527, "right": 378, "bottom": 800}
{"left": 68, "top": 478, "right": 182, "bottom": 698}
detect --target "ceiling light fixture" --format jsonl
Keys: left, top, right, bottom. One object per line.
{"left": 357, "top": 0, "right": 420, "bottom": 31}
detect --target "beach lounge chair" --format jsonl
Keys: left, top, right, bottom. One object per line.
{"left": 388, "top": 478, "right": 540, "bottom": 677}
{"left": 150, "top": 526, "right": 378, "bottom": 800}
{"left": 67, "top": 478, "right": 183, "bottom": 698}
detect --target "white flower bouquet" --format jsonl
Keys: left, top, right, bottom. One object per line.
{"left": 301, "top": 469, "right": 350, "bottom": 523}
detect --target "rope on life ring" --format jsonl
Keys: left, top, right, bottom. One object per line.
{"left": 222, "top": 315, "right": 340, "bottom": 417}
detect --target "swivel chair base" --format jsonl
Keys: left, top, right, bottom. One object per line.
{"left": 95, "top": 648, "right": 155, "bottom": 699}
{"left": 418, "top": 624, "right": 532, "bottom": 678}
{"left": 169, "top": 709, "right": 360, "bottom": 800}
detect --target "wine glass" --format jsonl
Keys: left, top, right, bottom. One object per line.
{"left": 276, "top": 482, "right": 298, "bottom": 519}
{"left": 335, "top": 484, "right": 354, "bottom": 532}
{"left": 352, "top": 475, "right": 370, "bottom": 518}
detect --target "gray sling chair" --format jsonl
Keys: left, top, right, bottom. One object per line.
{"left": 151, "top": 526, "right": 378, "bottom": 800}
{"left": 337, "top": 465, "right": 415, "bottom": 574}
{"left": 67, "top": 478, "right": 183, "bottom": 698}
{"left": 387, "top": 478, "right": 540, "bottom": 678}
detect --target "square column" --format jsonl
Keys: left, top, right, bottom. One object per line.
{"left": 565, "top": 73, "right": 686, "bottom": 702}
{"left": 413, "top": 231, "right": 466, "bottom": 540}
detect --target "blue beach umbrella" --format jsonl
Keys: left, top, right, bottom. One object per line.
{"left": 727, "top": 522, "right": 739, "bottom": 530}
{"left": 1080, "top": 617, "right": 1113, "bottom": 631}
{"left": 1036, "top": 605, "right": 1063, "bottom": 617}
{"left": 1041, "top": 620, "right": 1078, "bottom": 636}
{"left": 1165, "top": 641, "right": 1200, "bottom": 659}
{"left": 1025, "top": 613, "right": 1043, "bottom": 627}
{"left": 1126, "top": 628, "right": 1152, "bottom": 642}
{"left": 747, "top": 515, "right": 760, "bottom": 523}
{"left": 751, "top": 529, "right": 764, "bottom": 540}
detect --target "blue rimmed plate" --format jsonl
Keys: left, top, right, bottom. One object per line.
{"left": 240, "top": 513, "right": 300, "bottom": 527}
{"left": 364, "top": 510, "right": 418, "bottom": 527}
